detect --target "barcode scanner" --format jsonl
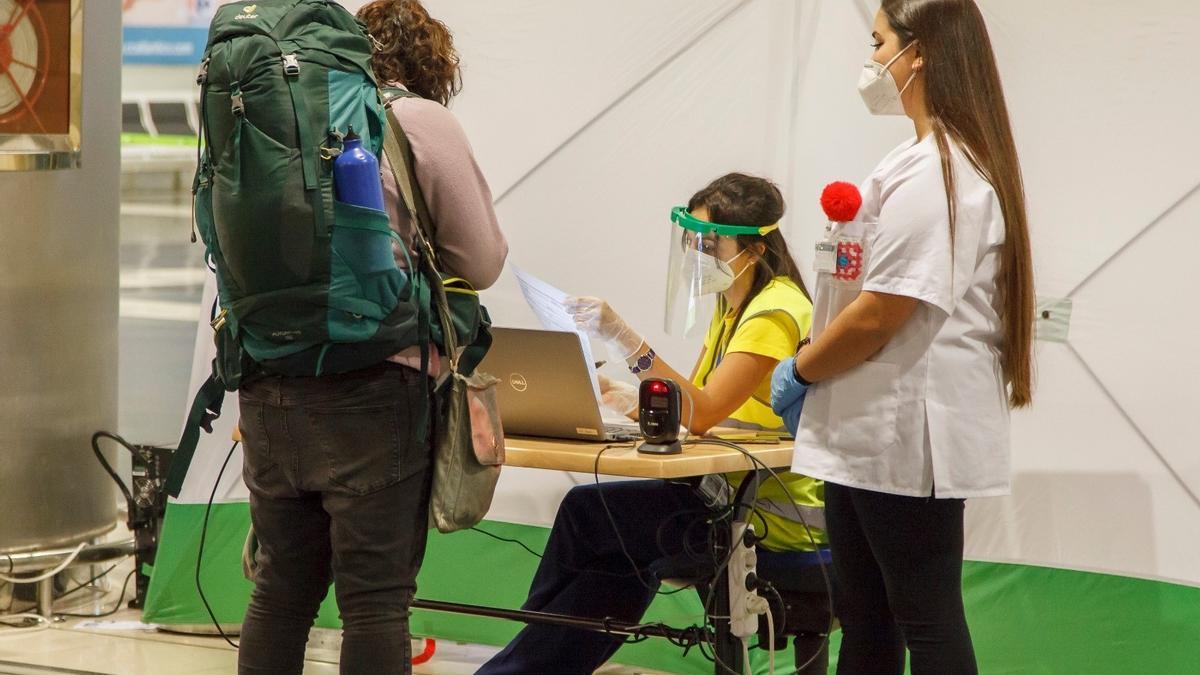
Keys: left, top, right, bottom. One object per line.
{"left": 637, "top": 378, "right": 683, "bottom": 455}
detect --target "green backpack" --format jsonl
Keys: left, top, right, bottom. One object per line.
{"left": 193, "top": 0, "right": 425, "bottom": 384}
{"left": 168, "top": 0, "right": 488, "bottom": 496}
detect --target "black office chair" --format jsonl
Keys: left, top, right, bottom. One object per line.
{"left": 652, "top": 546, "right": 835, "bottom": 675}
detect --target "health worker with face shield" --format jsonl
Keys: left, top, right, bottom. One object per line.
{"left": 478, "top": 173, "right": 827, "bottom": 675}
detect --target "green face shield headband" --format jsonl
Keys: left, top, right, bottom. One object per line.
{"left": 664, "top": 207, "right": 780, "bottom": 338}
{"left": 669, "top": 206, "right": 780, "bottom": 237}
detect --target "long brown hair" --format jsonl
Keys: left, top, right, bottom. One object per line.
{"left": 687, "top": 173, "right": 811, "bottom": 345}
{"left": 883, "top": 0, "right": 1034, "bottom": 407}
{"left": 357, "top": 0, "right": 462, "bottom": 106}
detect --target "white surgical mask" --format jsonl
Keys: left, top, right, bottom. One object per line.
{"left": 682, "top": 249, "right": 748, "bottom": 296}
{"left": 858, "top": 41, "right": 918, "bottom": 116}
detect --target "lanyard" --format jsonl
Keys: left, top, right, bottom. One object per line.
{"left": 701, "top": 303, "right": 739, "bottom": 386}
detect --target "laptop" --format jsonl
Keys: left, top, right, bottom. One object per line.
{"left": 479, "top": 327, "right": 641, "bottom": 442}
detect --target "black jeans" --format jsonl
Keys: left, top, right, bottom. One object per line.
{"left": 824, "top": 482, "right": 977, "bottom": 675}
{"left": 236, "top": 362, "right": 432, "bottom": 675}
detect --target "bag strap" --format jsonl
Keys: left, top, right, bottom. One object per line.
{"left": 381, "top": 102, "right": 462, "bottom": 368}
{"left": 381, "top": 88, "right": 438, "bottom": 262}
{"left": 166, "top": 364, "right": 227, "bottom": 498}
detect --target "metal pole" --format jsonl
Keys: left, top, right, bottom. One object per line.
{"left": 1, "top": 540, "right": 135, "bottom": 575}
{"left": 37, "top": 577, "right": 53, "bottom": 619}
{"left": 411, "top": 599, "right": 707, "bottom": 645}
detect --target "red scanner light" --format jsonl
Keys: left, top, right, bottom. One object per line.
{"left": 647, "top": 380, "right": 669, "bottom": 395}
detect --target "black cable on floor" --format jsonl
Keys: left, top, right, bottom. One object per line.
{"left": 197, "top": 441, "right": 240, "bottom": 649}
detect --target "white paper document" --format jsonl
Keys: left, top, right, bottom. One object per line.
{"left": 511, "top": 265, "right": 602, "bottom": 402}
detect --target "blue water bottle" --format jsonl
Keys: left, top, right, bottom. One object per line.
{"left": 333, "top": 126, "right": 385, "bottom": 211}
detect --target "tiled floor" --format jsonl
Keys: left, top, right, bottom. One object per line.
{"left": 0, "top": 553, "right": 662, "bottom": 675}
{"left": 0, "top": 615, "right": 661, "bottom": 674}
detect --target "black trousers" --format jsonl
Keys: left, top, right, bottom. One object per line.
{"left": 236, "top": 362, "right": 433, "bottom": 675}
{"left": 477, "top": 480, "right": 711, "bottom": 675}
{"left": 824, "top": 482, "right": 977, "bottom": 675}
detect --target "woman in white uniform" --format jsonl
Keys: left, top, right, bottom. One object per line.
{"left": 776, "top": 0, "right": 1034, "bottom": 672}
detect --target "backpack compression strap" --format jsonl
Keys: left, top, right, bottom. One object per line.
{"left": 166, "top": 364, "right": 227, "bottom": 498}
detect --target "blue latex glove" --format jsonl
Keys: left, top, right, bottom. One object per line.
{"left": 771, "top": 358, "right": 809, "bottom": 436}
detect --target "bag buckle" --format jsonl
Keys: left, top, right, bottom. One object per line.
{"left": 211, "top": 308, "right": 229, "bottom": 332}
{"left": 282, "top": 54, "right": 300, "bottom": 77}
{"left": 195, "top": 58, "right": 209, "bottom": 85}
{"left": 230, "top": 93, "right": 245, "bottom": 117}
{"left": 320, "top": 128, "right": 345, "bottom": 161}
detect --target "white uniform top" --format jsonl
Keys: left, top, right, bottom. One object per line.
{"left": 791, "top": 135, "right": 1011, "bottom": 498}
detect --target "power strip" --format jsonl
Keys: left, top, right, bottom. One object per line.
{"left": 727, "top": 520, "right": 765, "bottom": 638}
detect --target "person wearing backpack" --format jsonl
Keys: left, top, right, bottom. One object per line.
{"left": 221, "top": 2, "right": 506, "bottom": 673}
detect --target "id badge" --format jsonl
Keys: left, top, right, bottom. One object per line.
{"left": 814, "top": 241, "right": 837, "bottom": 274}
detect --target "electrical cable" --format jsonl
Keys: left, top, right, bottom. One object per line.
{"left": 468, "top": 521, "right": 693, "bottom": 592}
{"left": 197, "top": 441, "right": 240, "bottom": 649}
{"left": 0, "top": 543, "right": 86, "bottom": 584}
{"left": 469, "top": 527, "right": 543, "bottom": 558}
{"left": 0, "top": 613, "right": 51, "bottom": 636}
{"left": 685, "top": 438, "right": 834, "bottom": 674}
{"left": 592, "top": 442, "right": 761, "bottom": 603}
{"left": 592, "top": 444, "right": 659, "bottom": 593}
{"left": 91, "top": 431, "right": 136, "bottom": 506}
{"left": 681, "top": 381, "right": 696, "bottom": 445}
{"left": 56, "top": 563, "right": 121, "bottom": 604}
{"left": 764, "top": 602, "right": 775, "bottom": 675}
{"left": 58, "top": 569, "right": 137, "bottom": 619}
{"left": 698, "top": 471, "right": 761, "bottom": 675}
{"left": 761, "top": 582, "right": 788, "bottom": 656}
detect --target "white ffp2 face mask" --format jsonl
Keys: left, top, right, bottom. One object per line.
{"left": 858, "top": 41, "right": 917, "bottom": 116}
{"left": 682, "top": 249, "right": 747, "bottom": 296}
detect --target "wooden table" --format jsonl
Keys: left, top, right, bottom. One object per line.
{"left": 502, "top": 433, "right": 794, "bottom": 478}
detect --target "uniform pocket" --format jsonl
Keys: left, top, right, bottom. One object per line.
{"left": 828, "top": 360, "right": 900, "bottom": 458}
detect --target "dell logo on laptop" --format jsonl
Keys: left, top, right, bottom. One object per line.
{"left": 509, "top": 373, "right": 528, "bottom": 392}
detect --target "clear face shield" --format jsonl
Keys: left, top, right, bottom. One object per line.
{"left": 664, "top": 207, "right": 778, "bottom": 337}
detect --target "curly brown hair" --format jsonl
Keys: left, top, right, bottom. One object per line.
{"left": 357, "top": 0, "right": 462, "bottom": 106}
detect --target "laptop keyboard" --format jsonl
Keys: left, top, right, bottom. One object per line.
{"left": 604, "top": 424, "right": 641, "bottom": 441}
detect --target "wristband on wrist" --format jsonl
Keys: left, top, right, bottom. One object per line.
{"left": 793, "top": 358, "right": 812, "bottom": 387}
{"left": 793, "top": 337, "right": 813, "bottom": 386}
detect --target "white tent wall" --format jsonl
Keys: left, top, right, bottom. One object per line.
{"left": 144, "top": 1, "right": 1200, "bottom": 672}
{"left": 452, "top": 0, "right": 1200, "bottom": 588}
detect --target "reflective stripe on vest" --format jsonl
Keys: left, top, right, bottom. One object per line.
{"left": 754, "top": 499, "right": 827, "bottom": 531}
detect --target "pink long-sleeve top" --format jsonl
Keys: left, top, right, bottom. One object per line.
{"left": 381, "top": 83, "right": 508, "bottom": 370}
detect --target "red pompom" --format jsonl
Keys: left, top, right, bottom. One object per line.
{"left": 820, "top": 181, "right": 863, "bottom": 222}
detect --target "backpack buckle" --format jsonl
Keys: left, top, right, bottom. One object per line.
{"left": 282, "top": 54, "right": 301, "bottom": 77}
{"left": 196, "top": 58, "right": 209, "bottom": 86}
{"left": 230, "top": 93, "right": 245, "bottom": 117}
